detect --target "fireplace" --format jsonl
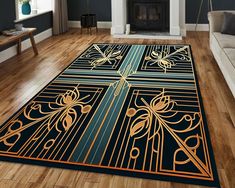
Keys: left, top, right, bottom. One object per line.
{"left": 128, "top": 0, "right": 169, "bottom": 32}
{"left": 111, "top": 0, "right": 186, "bottom": 37}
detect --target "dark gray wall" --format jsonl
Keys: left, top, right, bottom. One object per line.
{"left": 0, "top": 0, "right": 16, "bottom": 31}
{"left": 186, "top": 0, "right": 235, "bottom": 23}
{"left": 0, "top": 0, "right": 52, "bottom": 51}
{"left": 68, "top": 0, "right": 235, "bottom": 23}
{"left": 16, "top": 12, "right": 52, "bottom": 34}
{"left": 68, "top": 0, "right": 111, "bottom": 21}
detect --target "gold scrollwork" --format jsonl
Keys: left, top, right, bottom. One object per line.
{"left": 2, "top": 120, "right": 22, "bottom": 146}
{"left": 90, "top": 45, "right": 122, "bottom": 69}
{"left": 130, "top": 147, "right": 140, "bottom": 159}
{"left": 44, "top": 139, "right": 56, "bottom": 150}
{"left": 0, "top": 86, "right": 92, "bottom": 149}
{"left": 127, "top": 89, "right": 211, "bottom": 177}
{"left": 144, "top": 46, "right": 190, "bottom": 73}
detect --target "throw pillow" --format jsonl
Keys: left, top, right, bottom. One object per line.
{"left": 221, "top": 12, "right": 235, "bottom": 35}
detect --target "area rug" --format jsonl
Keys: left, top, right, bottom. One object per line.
{"left": 0, "top": 44, "right": 220, "bottom": 187}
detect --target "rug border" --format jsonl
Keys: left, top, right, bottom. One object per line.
{"left": 0, "top": 43, "right": 220, "bottom": 188}
{"left": 188, "top": 45, "right": 220, "bottom": 188}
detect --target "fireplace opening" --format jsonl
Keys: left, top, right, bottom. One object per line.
{"left": 128, "top": 0, "right": 169, "bottom": 32}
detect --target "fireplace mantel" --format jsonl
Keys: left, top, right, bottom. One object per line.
{"left": 111, "top": 0, "right": 185, "bottom": 36}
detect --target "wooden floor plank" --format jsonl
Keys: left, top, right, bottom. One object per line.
{"left": 0, "top": 29, "right": 234, "bottom": 188}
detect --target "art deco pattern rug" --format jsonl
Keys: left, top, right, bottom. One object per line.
{"left": 0, "top": 44, "right": 220, "bottom": 187}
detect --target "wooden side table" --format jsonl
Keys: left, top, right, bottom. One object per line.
{"left": 0, "top": 28, "right": 38, "bottom": 55}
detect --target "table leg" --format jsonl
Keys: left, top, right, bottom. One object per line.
{"left": 29, "top": 33, "right": 38, "bottom": 55}
{"left": 17, "top": 38, "right": 21, "bottom": 55}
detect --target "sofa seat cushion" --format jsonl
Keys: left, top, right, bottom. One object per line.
{"left": 224, "top": 48, "right": 235, "bottom": 68}
{"left": 213, "top": 32, "right": 235, "bottom": 48}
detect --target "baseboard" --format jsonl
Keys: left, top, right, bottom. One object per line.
{"left": 186, "top": 24, "right": 209, "bottom": 31}
{"left": 0, "top": 28, "right": 52, "bottom": 64}
{"left": 69, "top": 20, "right": 210, "bottom": 33}
{"left": 69, "top": 21, "right": 209, "bottom": 32}
{"left": 97, "top": 21, "right": 112, "bottom": 29}
{"left": 181, "top": 27, "right": 187, "bottom": 37}
{"left": 68, "top": 21, "right": 81, "bottom": 28}
{"left": 68, "top": 21, "right": 112, "bottom": 29}
{"left": 113, "top": 34, "right": 182, "bottom": 40}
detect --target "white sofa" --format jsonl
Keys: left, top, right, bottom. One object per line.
{"left": 208, "top": 11, "right": 235, "bottom": 98}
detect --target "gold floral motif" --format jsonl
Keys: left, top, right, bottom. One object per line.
{"left": 127, "top": 89, "right": 212, "bottom": 177}
{"left": 90, "top": 45, "right": 122, "bottom": 69}
{"left": 129, "top": 90, "right": 176, "bottom": 140}
{"left": 126, "top": 108, "right": 137, "bottom": 118}
{"left": 0, "top": 86, "right": 92, "bottom": 149}
{"left": 145, "top": 46, "right": 190, "bottom": 73}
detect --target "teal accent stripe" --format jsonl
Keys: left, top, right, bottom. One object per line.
{"left": 63, "top": 69, "right": 120, "bottom": 76}
{"left": 119, "top": 45, "right": 146, "bottom": 75}
{"left": 71, "top": 83, "right": 129, "bottom": 163}
{"left": 71, "top": 86, "right": 115, "bottom": 162}
{"left": 70, "top": 45, "right": 146, "bottom": 164}
{"left": 56, "top": 77, "right": 115, "bottom": 84}
{"left": 133, "top": 72, "right": 194, "bottom": 79}
{"left": 129, "top": 81, "right": 195, "bottom": 89}
{"left": 86, "top": 85, "right": 129, "bottom": 164}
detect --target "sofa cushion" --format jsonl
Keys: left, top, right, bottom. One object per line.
{"left": 224, "top": 48, "right": 235, "bottom": 68}
{"left": 221, "top": 12, "right": 235, "bottom": 35}
{"left": 213, "top": 32, "right": 235, "bottom": 48}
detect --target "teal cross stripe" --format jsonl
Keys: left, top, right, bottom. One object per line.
{"left": 71, "top": 45, "right": 147, "bottom": 163}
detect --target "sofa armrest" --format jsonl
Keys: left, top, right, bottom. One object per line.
{"left": 208, "top": 11, "right": 235, "bottom": 33}
{"left": 208, "top": 11, "right": 224, "bottom": 33}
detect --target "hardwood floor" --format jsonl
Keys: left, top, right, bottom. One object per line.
{"left": 0, "top": 29, "right": 234, "bottom": 188}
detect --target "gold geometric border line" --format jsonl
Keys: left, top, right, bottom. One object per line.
{"left": 0, "top": 153, "right": 215, "bottom": 181}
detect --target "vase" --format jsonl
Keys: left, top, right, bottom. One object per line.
{"left": 22, "top": 2, "right": 31, "bottom": 15}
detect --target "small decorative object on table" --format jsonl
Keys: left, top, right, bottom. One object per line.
{"left": 2, "top": 28, "right": 27, "bottom": 36}
{"left": 19, "top": 0, "right": 31, "bottom": 15}
{"left": 15, "top": 23, "right": 23, "bottom": 31}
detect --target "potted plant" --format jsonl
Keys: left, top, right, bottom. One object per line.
{"left": 19, "top": 0, "right": 31, "bottom": 15}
